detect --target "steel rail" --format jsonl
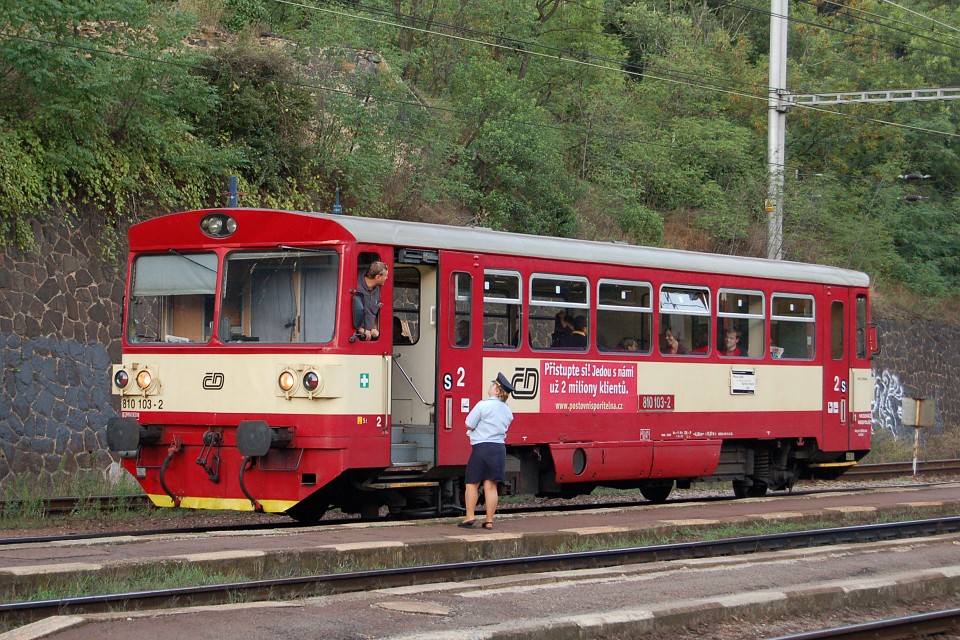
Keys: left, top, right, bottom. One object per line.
{"left": 2, "top": 516, "right": 959, "bottom": 626}
{"left": 767, "top": 606, "right": 960, "bottom": 639}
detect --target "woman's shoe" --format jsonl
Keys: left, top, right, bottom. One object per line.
{"left": 481, "top": 521, "right": 494, "bottom": 529}
{"left": 457, "top": 520, "right": 475, "bottom": 528}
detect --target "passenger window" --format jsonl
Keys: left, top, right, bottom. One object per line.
{"left": 483, "top": 271, "right": 521, "bottom": 349}
{"left": 770, "top": 294, "right": 815, "bottom": 359}
{"left": 717, "top": 290, "right": 764, "bottom": 358}
{"left": 597, "top": 280, "right": 652, "bottom": 354}
{"left": 529, "top": 274, "right": 590, "bottom": 351}
{"left": 659, "top": 285, "right": 710, "bottom": 356}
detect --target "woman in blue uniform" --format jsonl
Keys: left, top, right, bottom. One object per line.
{"left": 458, "top": 373, "right": 515, "bottom": 530}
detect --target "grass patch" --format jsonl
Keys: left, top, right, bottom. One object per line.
{"left": 0, "top": 467, "right": 148, "bottom": 529}
{"left": 18, "top": 565, "right": 250, "bottom": 603}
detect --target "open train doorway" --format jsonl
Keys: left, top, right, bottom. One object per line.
{"left": 389, "top": 257, "right": 438, "bottom": 467}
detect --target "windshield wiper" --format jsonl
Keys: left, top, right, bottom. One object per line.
{"left": 168, "top": 248, "right": 217, "bottom": 273}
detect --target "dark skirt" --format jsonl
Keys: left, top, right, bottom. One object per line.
{"left": 464, "top": 442, "right": 506, "bottom": 484}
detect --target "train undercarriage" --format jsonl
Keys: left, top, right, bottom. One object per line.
{"left": 283, "top": 438, "right": 869, "bottom": 522}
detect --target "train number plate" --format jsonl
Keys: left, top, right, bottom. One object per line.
{"left": 638, "top": 394, "right": 674, "bottom": 411}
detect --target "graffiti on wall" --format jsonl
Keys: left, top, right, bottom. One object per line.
{"left": 872, "top": 369, "right": 904, "bottom": 438}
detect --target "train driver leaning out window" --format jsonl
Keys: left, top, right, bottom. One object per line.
{"left": 355, "top": 261, "right": 388, "bottom": 341}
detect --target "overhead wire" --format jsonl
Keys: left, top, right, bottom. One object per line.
{"left": 329, "top": 0, "right": 772, "bottom": 97}
{"left": 809, "top": 0, "right": 960, "bottom": 41}
{"left": 726, "top": 0, "right": 960, "bottom": 58}
{"left": 876, "top": 0, "right": 960, "bottom": 35}
{"left": 269, "top": 0, "right": 960, "bottom": 139}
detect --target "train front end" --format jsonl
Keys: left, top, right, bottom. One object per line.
{"left": 106, "top": 209, "right": 390, "bottom": 520}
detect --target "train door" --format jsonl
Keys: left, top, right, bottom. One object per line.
{"left": 437, "top": 251, "right": 483, "bottom": 465}
{"left": 389, "top": 260, "right": 438, "bottom": 466}
{"left": 821, "top": 289, "right": 849, "bottom": 452}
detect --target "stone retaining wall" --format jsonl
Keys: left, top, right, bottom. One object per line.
{"left": 0, "top": 215, "right": 125, "bottom": 485}
{"left": 0, "top": 215, "right": 954, "bottom": 487}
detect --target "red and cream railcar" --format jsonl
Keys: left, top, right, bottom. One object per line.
{"left": 107, "top": 208, "right": 878, "bottom": 520}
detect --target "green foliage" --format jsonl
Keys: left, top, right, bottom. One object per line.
{"left": 222, "top": 0, "right": 267, "bottom": 32}
{"left": 1, "top": 0, "right": 959, "bottom": 304}
{"left": 0, "top": 0, "right": 240, "bottom": 248}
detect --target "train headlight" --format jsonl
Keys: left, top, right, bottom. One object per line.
{"left": 278, "top": 370, "right": 297, "bottom": 393}
{"left": 114, "top": 370, "right": 130, "bottom": 390}
{"left": 200, "top": 212, "right": 238, "bottom": 239}
{"left": 303, "top": 370, "right": 321, "bottom": 392}
{"left": 136, "top": 369, "right": 153, "bottom": 390}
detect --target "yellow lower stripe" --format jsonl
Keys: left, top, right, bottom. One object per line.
{"left": 808, "top": 461, "right": 857, "bottom": 468}
{"left": 147, "top": 494, "right": 298, "bottom": 513}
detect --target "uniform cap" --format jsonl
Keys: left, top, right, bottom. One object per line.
{"left": 494, "top": 372, "right": 516, "bottom": 394}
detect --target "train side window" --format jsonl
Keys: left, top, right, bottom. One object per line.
{"left": 597, "top": 280, "right": 652, "bottom": 354}
{"left": 770, "top": 294, "right": 815, "bottom": 359}
{"left": 658, "top": 285, "right": 710, "bottom": 356}
{"left": 483, "top": 270, "right": 521, "bottom": 349}
{"left": 717, "top": 289, "right": 764, "bottom": 358}
{"left": 451, "top": 272, "right": 472, "bottom": 348}
{"left": 529, "top": 274, "right": 590, "bottom": 351}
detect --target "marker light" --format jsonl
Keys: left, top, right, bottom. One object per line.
{"left": 278, "top": 370, "right": 297, "bottom": 392}
{"left": 303, "top": 370, "right": 320, "bottom": 392}
{"left": 136, "top": 369, "right": 153, "bottom": 390}
{"left": 114, "top": 370, "right": 130, "bottom": 390}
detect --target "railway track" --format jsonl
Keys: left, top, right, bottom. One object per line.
{"left": 2, "top": 481, "right": 949, "bottom": 547}
{"left": 841, "top": 458, "right": 960, "bottom": 480}
{"left": 2, "top": 459, "right": 957, "bottom": 520}
{"left": 1, "top": 516, "right": 959, "bottom": 627}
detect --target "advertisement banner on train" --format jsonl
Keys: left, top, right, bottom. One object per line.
{"left": 539, "top": 360, "right": 638, "bottom": 413}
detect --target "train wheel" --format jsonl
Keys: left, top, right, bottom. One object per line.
{"left": 639, "top": 481, "right": 673, "bottom": 504}
{"left": 732, "top": 479, "right": 768, "bottom": 498}
{"left": 286, "top": 506, "right": 328, "bottom": 523}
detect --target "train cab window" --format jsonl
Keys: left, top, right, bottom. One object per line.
{"left": 393, "top": 267, "right": 420, "bottom": 345}
{"left": 451, "top": 272, "right": 472, "bottom": 348}
{"left": 658, "top": 285, "right": 710, "bottom": 356}
{"left": 220, "top": 249, "right": 339, "bottom": 344}
{"left": 483, "top": 270, "right": 521, "bottom": 349}
{"left": 717, "top": 289, "right": 764, "bottom": 358}
{"left": 529, "top": 274, "right": 590, "bottom": 351}
{"left": 127, "top": 252, "right": 217, "bottom": 344}
{"left": 597, "top": 280, "right": 652, "bottom": 354}
{"left": 770, "top": 294, "right": 815, "bottom": 359}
